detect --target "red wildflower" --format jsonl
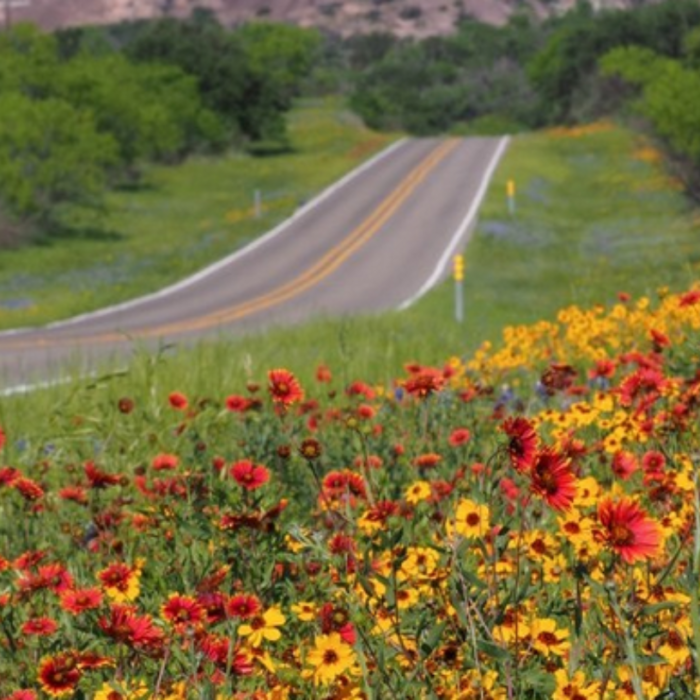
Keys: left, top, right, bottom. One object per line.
{"left": 611, "top": 451, "right": 638, "bottom": 480}
{"left": 642, "top": 450, "right": 665, "bottom": 478}
{"left": 3, "top": 691, "right": 38, "bottom": 700}
{"left": 299, "top": 438, "right": 323, "bottom": 461}
{"left": 502, "top": 417, "right": 538, "bottom": 471}
{"left": 22, "top": 617, "right": 58, "bottom": 636}
{"left": 227, "top": 594, "right": 262, "bottom": 619}
{"left": 529, "top": 449, "right": 576, "bottom": 512}
{"left": 38, "top": 652, "right": 81, "bottom": 697}
{"left": 60, "top": 587, "right": 104, "bottom": 615}
{"left": 230, "top": 460, "right": 270, "bottom": 490}
{"left": 679, "top": 289, "right": 700, "bottom": 307}
{"left": 161, "top": 594, "right": 205, "bottom": 630}
{"left": 353, "top": 454, "right": 383, "bottom": 470}
{"left": 403, "top": 367, "right": 444, "bottom": 398}
{"left": 414, "top": 453, "right": 442, "bottom": 470}
{"left": 99, "top": 604, "right": 164, "bottom": 649}
{"left": 168, "top": 392, "right": 189, "bottom": 410}
{"left": 197, "top": 592, "right": 228, "bottom": 625}
{"left": 316, "top": 364, "right": 333, "bottom": 383}
{"left": 588, "top": 358, "right": 616, "bottom": 380}
{"left": 319, "top": 603, "right": 356, "bottom": 644}
{"left": 198, "top": 634, "right": 254, "bottom": 675}
{"left": 346, "top": 381, "right": 375, "bottom": 399}
{"left": 363, "top": 500, "right": 400, "bottom": 526}
{"left": 12, "top": 477, "right": 44, "bottom": 501}
{"left": 650, "top": 328, "right": 670, "bottom": 351}
{"left": 0, "top": 466, "right": 19, "bottom": 486}
{"left": 225, "top": 394, "right": 250, "bottom": 412}
{"left": 58, "top": 486, "right": 88, "bottom": 505}
{"left": 448, "top": 428, "right": 471, "bottom": 447}
{"left": 596, "top": 497, "right": 662, "bottom": 564}
{"left": 151, "top": 453, "right": 179, "bottom": 471}
{"left": 84, "top": 461, "right": 121, "bottom": 489}
{"left": 267, "top": 368, "right": 304, "bottom": 405}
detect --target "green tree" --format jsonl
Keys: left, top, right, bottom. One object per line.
{"left": 0, "top": 93, "right": 117, "bottom": 227}
{"left": 235, "top": 21, "right": 321, "bottom": 101}
{"left": 125, "top": 15, "right": 287, "bottom": 143}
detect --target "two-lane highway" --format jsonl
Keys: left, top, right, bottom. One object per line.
{"left": 0, "top": 136, "right": 508, "bottom": 391}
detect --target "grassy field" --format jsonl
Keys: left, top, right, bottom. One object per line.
{"left": 0, "top": 98, "right": 398, "bottom": 330}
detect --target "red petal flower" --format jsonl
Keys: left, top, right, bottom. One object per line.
{"left": 529, "top": 449, "right": 576, "bottom": 512}
{"left": 597, "top": 497, "right": 662, "bottom": 564}
{"left": 267, "top": 369, "right": 304, "bottom": 405}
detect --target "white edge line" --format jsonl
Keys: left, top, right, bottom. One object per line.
{"left": 0, "top": 137, "right": 408, "bottom": 338}
{"left": 396, "top": 135, "right": 511, "bottom": 311}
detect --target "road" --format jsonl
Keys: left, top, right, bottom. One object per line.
{"left": 0, "top": 136, "right": 508, "bottom": 392}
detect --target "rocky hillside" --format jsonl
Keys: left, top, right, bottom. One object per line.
{"left": 10, "top": 0, "right": 665, "bottom": 37}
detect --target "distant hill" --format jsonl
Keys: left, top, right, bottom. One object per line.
{"left": 7, "top": 0, "right": 668, "bottom": 38}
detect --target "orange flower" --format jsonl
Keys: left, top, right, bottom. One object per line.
{"left": 267, "top": 369, "right": 304, "bottom": 405}
{"left": 596, "top": 497, "right": 662, "bottom": 564}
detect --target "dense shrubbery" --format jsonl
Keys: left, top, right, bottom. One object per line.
{"left": 2, "top": 284, "right": 700, "bottom": 696}
{"left": 0, "top": 15, "right": 321, "bottom": 243}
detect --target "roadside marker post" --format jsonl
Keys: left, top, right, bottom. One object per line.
{"left": 453, "top": 254, "right": 464, "bottom": 323}
{"left": 507, "top": 179, "right": 516, "bottom": 216}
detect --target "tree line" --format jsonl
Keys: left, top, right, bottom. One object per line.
{"left": 0, "top": 11, "right": 320, "bottom": 243}
{"left": 3, "top": 0, "right": 700, "bottom": 244}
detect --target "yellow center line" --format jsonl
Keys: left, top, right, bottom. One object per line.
{"left": 7, "top": 139, "right": 461, "bottom": 350}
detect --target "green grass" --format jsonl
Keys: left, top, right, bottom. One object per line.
{"left": 0, "top": 98, "right": 398, "bottom": 329}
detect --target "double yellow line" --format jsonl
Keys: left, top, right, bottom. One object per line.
{"left": 10, "top": 139, "right": 460, "bottom": 350}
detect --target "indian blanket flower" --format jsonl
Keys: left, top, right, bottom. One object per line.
{"left": 306, "top": 632, "right": 357, "bottom": 686}
{"left": 403, "top": 366, "right": 444, "bottom": 398}
{"left": 529, "top": 448, "right": 577, "bottom": 512}
{"left": 230, "top": 460, "right": 270, "bottom": 490}
{"left": 502, "top": 417, "right": 538, "bottom": 471}
{"left": 97, "top": 562, "right": 141, "bottom": 602}
{"left": 99, "top": 604, "right": 164, "bottom": 650}
{"left": 38, "top": 652, "right": 82, "bottom": 697}
{"left": 60, "top": 587, "right": 104, "bottom": 615}
{"left": 168, "top": 392, "right": 188, "bottom": 410}
{"left": 448, "top": 498, "right": 490, "bottom": 539}
{"left": 596, "top": 497, "right": 662, "bottom": 564}
{"left": 227, "top": 594, "right": 262, "bottom": 619}
{"left": 22, "top": 617, "right": 58, "bottom": 636}
{"left": 225, "top": 394, "right": 250, "bottom": 412}
{"left": 237, "top": 606, "right": 285, "bottom": 647}
{"left": 448, "top": 427, "right": 471, "bottom": 446}
{"left": 267, "top": 368, "right": 304, "bottom": 405}
{"left": 161, "top": 594, "right": 205, "bottom": 630}
{"left": 152, "top": 453, "right": 179, "bottom": 471}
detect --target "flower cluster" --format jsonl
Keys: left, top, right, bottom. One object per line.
{"left": 1, "top": 287, "right": 700, "bottom": 698}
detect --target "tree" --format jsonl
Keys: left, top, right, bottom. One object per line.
{"left": 125, "top": 16, "right": 287, "bottom": 143}
{"left": 0, "top": 93, "right": 117, "bottom": 228}
{"left": 235, "top": 21, "right": 321, "bottom": 102}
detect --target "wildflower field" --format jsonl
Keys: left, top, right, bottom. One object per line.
{"left": 2, "top": 282, "right": 700, "bottom": 699}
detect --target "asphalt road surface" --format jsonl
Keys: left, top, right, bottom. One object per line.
{"left": 0, "top": 136, "right": 508, "bottom": 392}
